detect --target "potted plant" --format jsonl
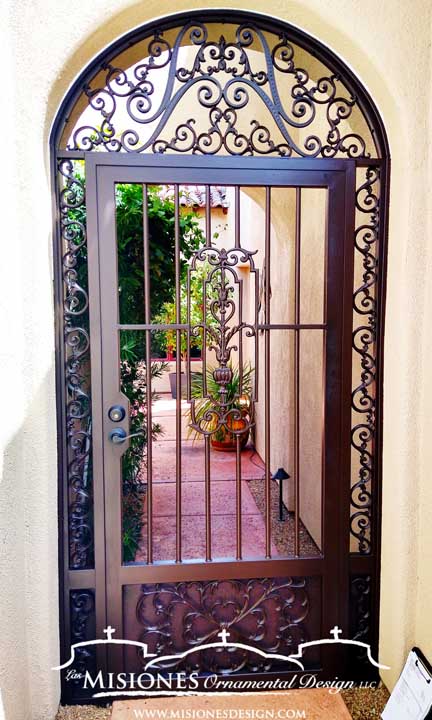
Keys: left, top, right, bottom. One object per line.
{"left": 154, "top": 263, "right": 215, "bottom": 398}
{"left": 154, "top": 298, "right": 202, "bottom": 398}
{"left": 187, "top": 363, "right": 254, "bottom": 451}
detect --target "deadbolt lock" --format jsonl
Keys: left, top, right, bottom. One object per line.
{"left": 108, "top": 405, "right": 126, "bottom": 422}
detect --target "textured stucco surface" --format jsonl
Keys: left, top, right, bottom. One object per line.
{"left": 1, "top": 1, "right": 432, "bottom": 719}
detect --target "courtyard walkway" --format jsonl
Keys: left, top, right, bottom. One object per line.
{"left": 136, "top": 397, "right": 276, "bottom": 562}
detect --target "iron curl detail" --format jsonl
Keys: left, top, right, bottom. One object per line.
{"left": 58, "top": 159, "right": 94, "bottom": 569}
{"left": 187, "top": 246, "right": 258, "bottom": 438}
{"left": 67, "top": 21, "right": 373, "bottom": 158}
{"left": 135, "top": 577, "right": 310, "bottom": 674}
{"left": 349, "top": 576, "right": 372, "bottom": 666}
{"left": 69, "top": 591, "right": 96, "bottom": 689}
{"left": 350, "top": 167, "right": 380, "bottom": 555}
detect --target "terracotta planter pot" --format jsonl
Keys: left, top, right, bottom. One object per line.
{"left": 210, "top": 416, "right": 250, "bottom": 452}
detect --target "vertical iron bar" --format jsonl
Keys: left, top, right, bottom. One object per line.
{"left": 294, "top": 188, "right": 301, "bottom": 557}
{"left": 143, "top": 184, "right": 153, "bottom": 564}
{"left": 264, "top": 186, "right": 271, "bottom": 559}
{"left": 239, "top": 278, "right": 243, "bottom": 394}
{"left": 202, "top": 280, "right": 207, "bottom": 397}
{"left": 204, "top": 435, "right": 212, "bottom": 561}
{"left": 205, "top": 186, "right": 211, "bottom": 247}
{"left": 174, "top": 185, "right": 182, "bottom": 563}
{"left": 202, "top": 184, "right": 210, "bottom": 396}
{"left": 236, "top": 435, "right": 242, "bottom": 560}
{"left": 254, "top": 269, "right": 260, "bottom": 402}
{"left": 226, "top": 186, "right": 245, "bottom": 558}
{"left": 234, "top": 186, "right": 240, "bottom": 249}
{"left": 186, "top": 269, "right": 191, "bottom": 401}
{"left": 236, "top": 186, "right": 243, "bottom": 391}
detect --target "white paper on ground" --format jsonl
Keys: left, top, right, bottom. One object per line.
{"left": 382, "top": 650, "right": 432, "bottom": 720}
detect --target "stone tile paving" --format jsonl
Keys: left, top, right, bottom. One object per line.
{"left": 136, "top": 397, "right": 278, "bottom": 561}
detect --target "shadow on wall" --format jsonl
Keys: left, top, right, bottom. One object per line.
{"left": 0, "top": 367, "right": 60, "bottom": 720}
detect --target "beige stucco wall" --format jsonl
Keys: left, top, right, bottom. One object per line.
{"left": 1, "top": 1, "right": 432, "bottom": 718}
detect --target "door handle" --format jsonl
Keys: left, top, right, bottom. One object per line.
{"left": 109, "top": 428, "right": 144, "bottom": 444}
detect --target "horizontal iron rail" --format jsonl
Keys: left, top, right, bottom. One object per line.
{"left": 120, "top": 556, "right": 325, "bottom": 583}
{"left": 59, "top": 150, "right": 384, "bottom": 170}
{"left": 118, "top": 323, "right": 327, "bottom": 331}
{"left": 118, "top": 323, "right": 189, "bottom": 331}
{"left": 258, "top": 323, "right": 326, "bottom": 330}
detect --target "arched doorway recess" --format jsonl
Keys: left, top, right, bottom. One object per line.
{"left": 51, "top": 9, "right": 389, "bottom": 703}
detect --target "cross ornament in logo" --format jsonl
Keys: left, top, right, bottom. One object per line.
{"left": 53, "top": 622, "right": 390, "bottom": 694}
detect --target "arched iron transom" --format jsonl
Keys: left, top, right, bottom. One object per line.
{"left": 52, "top": 10, "right": 389, "bottom": 704}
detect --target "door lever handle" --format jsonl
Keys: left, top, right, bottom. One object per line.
{"left": 109, "top": 428, "right": 143, "bottom": 444}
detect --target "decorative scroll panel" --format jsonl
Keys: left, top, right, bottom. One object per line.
{"left": 58, "top": 160, "right": 94, "bottom": 569}
{"left": 123, "top": 577, "right": 321, "bottom": 674}
{"left": 348, "top": 575, "right": 376, "bottom": 678}
{"left": 64, "top": 21, "right": 376, "bottom": 158}
{"left": 188, "top": 245, "right": 258, "bottom": 438}
{"left": 68, "top": 590, "right": 97, "bottom": 698}
{"left": 350, "top": 166, "right": 380, "bottom": 554}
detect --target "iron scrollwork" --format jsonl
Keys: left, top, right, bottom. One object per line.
{"left": 68, "top": 21, "right": 372, "bottom": 158}
{"left": 349, "top": 575, "right": 372, "bottom": 669}
{"left": 135, "top": 577, "right": 310, "bottom": 673}
{"left": 350, "top": 167, "right": 380, "bottom": 554}
{"left": 188, "top": 245, "right": 258, "bottom": 437}
{"left": 58, "top": 159, "right": 94, "bottom": 569}
{"left": 69, "top": 590, "right": 96, "bottom": 690}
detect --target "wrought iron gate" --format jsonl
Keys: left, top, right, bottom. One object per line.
{"left": 52, "top": 11, "right": 389, "bottom": 704}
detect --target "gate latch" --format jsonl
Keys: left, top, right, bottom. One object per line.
{"left": 109, "top": 428, "right": 144, "bottom": 444}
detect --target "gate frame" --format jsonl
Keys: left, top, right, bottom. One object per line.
{"left": 86, "top": 153, "right": 355, "bottom": 680}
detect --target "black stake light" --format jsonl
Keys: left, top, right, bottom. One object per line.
{"left": 272, "top": 467, "right": 290, "bottom": 521}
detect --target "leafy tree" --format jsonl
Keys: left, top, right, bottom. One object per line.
{"left": 66, "top": 167, "right": 205, "bottom": 561}
{"left": 116, "top": 183, "right": 204, "bottom": 335}
{"left": 115, "top": 184, "right": 204, "bottom": 560}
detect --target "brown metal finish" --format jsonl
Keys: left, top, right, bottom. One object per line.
{"left": 205, "top": 185, "right": 211, "bottom": 246}
{"left": 204, "top": 435, "right": 212, "bottom": 562}
{"left": 54, "top": 145, "right": 387, "bottom": 704}
{"left": 84, "top": 155, "right": 354, "bottom": 685}
{"left": 236, "top": 190, "right": 244, "bottom": 394}
{"left": 123, "top": 577, "right": 320, "bottom": 676}
{"left": 264, "top": 186, "right": 272, "bottom": 560}
{"left": 174, "top": 184, "right": 182, "bottom": 563}
{"left": 202, "top": 270, "right": 208, "bottom": 398}
{"left": 57, "top": 160, "right": 93, "bottom": 571}
{"left": 186, "top": 269, "right": 192, "bottom": 401}
{"left": 143, "top": 185, "right": 153, "bottom": 565}
{"left": 79, "top": 159, "right": 108, "bottom": 677}
{"left": 235, "top": 435, "right": 242, "bottom": 560}
{"left": 294, "top": 188, "right": 301, "bottom": 557}
{"left": 51, "top": 14, "right": 390, "bottom": 703}
{"left": 55, "top": 15, "right": 383, "bottom": 160}
{"left": 350, "top": 165, "right": 381, "bottom": 555}
{"left": 234, "top": 186, "right": 241, "bottom": 250}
